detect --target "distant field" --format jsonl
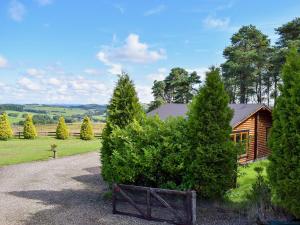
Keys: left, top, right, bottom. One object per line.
{"left": 0, "top": 137, "right": 101, "bottom": 167}
{"left": 1, "top": 104, "right": 107, "bottom": 124}
{"left": 11, "top": 123, "right": 105, "bottom": 134}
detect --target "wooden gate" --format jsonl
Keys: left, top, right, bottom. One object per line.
{"left": 112, "top": 184, "right": 196, "bottom": 225}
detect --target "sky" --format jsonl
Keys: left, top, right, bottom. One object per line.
{"left": 0, "top": 0, "right": 299, "bottom": 104}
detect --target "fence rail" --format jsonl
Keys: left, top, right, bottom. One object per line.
{"left": 14, "top": 131, "right": 102, "bottom": 138}
{"left": 112, "top": 184, "right": 196, "bottom": 225}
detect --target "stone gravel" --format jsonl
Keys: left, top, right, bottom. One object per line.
{"left": 0, "top": 152, "right": 249, "bottom": 225}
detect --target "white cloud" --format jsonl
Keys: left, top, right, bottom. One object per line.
{"left": 144, "top": 4, "right": 166, "bottom": 16}
{"left": 203, "top": 16, "right": 230, "bottom": 29}
{"left": 136, "top": 85, "right": 153, "bottom": 103}
{"left": 47, "top": 77, "right": 61, "bottom": 86}
{"left": 8, "top": 0, "right": 26, "bottom": 22}
{"left": 26, "top": 68, "right": 45, "bottom": 77}
{"left": 36, "top": 0, "right": 53, "bottom": 6}
{"left": 18, "top": 77, "right": 41, "bottom": 91}
{"left": 187, "top": 67, "right": 209, "bottom": 82}
{"left": 147, "top": 68, "right": 167, "bottom": 81}
{"left": 84, "top": 68, "right": 102, "bottom": 75}
{"left": 97, "top": 33, "right": 166, "bottom": 74}
{"left": 96, "top": 52, "right": 122, "bottom": 75}
{"left": 0, "top": 55, "right": 8, "bottom": 68}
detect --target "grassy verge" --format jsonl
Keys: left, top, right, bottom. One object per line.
{"left": 0, "top": 136, "right": 101, "bottom": 167}
{"left": 226, "top": 159, "right": 269, "bottom": 203}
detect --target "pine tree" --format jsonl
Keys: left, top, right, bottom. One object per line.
{"left": 101, "top": 73, "right": 144, "bottom": 182}
{"left": 23, "top": 115, "right": 37, "bottom": 139}
{"left": 0, "top": 112, "right": 13, "bottom": 140}
{"left": 80, "top": 116, "right": 94, "bottom": 140}
{"left": 56, "top": 117, "right": 69, "bottom": 140}
{"left": 267, "top": 46, "right": 300, "bottom": 218}
{"left": 186, "top": 67, "right": 237, "bottom": 198}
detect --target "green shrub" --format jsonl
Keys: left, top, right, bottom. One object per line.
{"left": 103, "top": 68, "right": 237, "bottom": 199}
{"left": 185, "top": 67, "right": 237, "bottom": 198}
{"left": 268, "top": 46, "right": 300, "bottom": 218}
{"left": 0, "top": 112, "right": 13, "bottom": 140}
{"left": 109, "top": 116, "right": 189, "bottom": 188}
{"left": 23, "top": 115, "right": 37, "bottom": 139}
{"left": 80, "top": 116, "right": 94, "bottom": 140}
{"left": 247, "top": 167, "right": 271, "bottom": 205}
{"left": 101, "top": 73, "right": 144, "bottom": 182}
{"left": 56, "top": 117, "right": 69, "bottom": 140}
{"left": 246, "top": 167, "right": 272, "bottom": 222}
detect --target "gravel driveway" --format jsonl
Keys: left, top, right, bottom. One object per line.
{"left": 0, "top": 152, "right": 248, "bottom": 225}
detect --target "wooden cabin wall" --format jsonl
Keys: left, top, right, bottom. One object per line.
{"left": 256, "top": 110, "right": 272, "bottom": 158}
{"left": 233, "top": 115, "right": 256, "bottom": 164}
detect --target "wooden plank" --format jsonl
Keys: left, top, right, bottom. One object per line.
{"left": 117, "top": 185, "right": 147, "bottom": 218}
{"left": 119, "top": 184, "right": 187, "bottom": 195}
{"left": 150, "top": 188, "right": 184, "bottom": 223}
{"left": 112, "top": 184, "right": 117, "bottom": 214}
{"left": 191, "top": 191, "right": 197, "bottom": 225}
{"left": 146, "top": 189, "right": 151, "bottom": 219}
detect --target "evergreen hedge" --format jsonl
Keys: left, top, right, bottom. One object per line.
{"left": 56, "top": 117, "right": 69, "bottom": 140}
{"left": 268, "top": 46, "right": 300, "bottom": 218}
{"left": 103, "top": 68, "right": 237, "bottom": 198}
{"left": 80, "top": 116, "right": 94, "bottom": 140}
{"left": 0, "top": 112, "right": 13, "bottom": 140}
{"left": 23, "top": 115, "right": 37, "bottom": 139}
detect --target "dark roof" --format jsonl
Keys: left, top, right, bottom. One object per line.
{"left": 147, "top": 103, "right": 271, "bottom": 127}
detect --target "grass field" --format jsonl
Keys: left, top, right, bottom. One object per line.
{"left": 226, "top": 159, "right": 269, "bottom": 203}
{"left": 0, "top": 137, "right": 101, "bottom": 167}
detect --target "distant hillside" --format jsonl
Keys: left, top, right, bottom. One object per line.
{"left": 0, "top": 104, "right": 107, "bottom": 125}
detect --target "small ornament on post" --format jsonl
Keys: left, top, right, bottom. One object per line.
{"left": 51, "top": 144, "right": 58, "bottom": 159}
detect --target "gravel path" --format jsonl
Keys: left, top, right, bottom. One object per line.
{"left": 0, "top": 152, "right": 248, "bottom": 225}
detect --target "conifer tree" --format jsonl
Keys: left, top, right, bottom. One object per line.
{"left": 101, "top": 73, "right": 144, "bottom": 182}
{"left": 268, "top": 46, "right": 300, "bottom": 218}
{"left": 80, "top": 116, "right": 94, "bottom": 140}
{"left": 0, "top": 112, "right": 13, "bottom": 140}
{"left": 23, "top": 115, "right": 37, "bottom": 139}
{"left": 56, "top": 117, "right": 69, "bottom": 140}
{"left": 186, "top": 67, "right": 237, "bottom": 198}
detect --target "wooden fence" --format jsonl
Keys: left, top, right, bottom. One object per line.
{"left": 14, "top": 131, "right": 102, "bottom": 138}
{"left": 112, "top": 184, "right": 196, "bottom": 225}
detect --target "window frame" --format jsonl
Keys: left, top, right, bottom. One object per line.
{"left": 231, "top": 130, "right": 250, "bottom": 156}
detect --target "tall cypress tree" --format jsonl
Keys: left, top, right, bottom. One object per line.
{"left": 0, "top": 112, "right": 13, "bottom": 140}
{"left": 56, "top": 117, "right": 69, "bottom": 140}
{"left": 186, "top": 67, "right": 237, "bottom": 198}
{"left": 268, "top": 46, "right": 300, "bottom": 218}
{"left": 101, "top": 73, "right": 144, "bottom": 182}
{"left": 23, "top": 115, "right": 37, "bottom": 139}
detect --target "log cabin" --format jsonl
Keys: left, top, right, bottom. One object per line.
{"left": 147, "top": 103, "right": 272, "bottom": 164}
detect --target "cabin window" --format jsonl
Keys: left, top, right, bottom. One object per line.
{"left": 231, "top": 131, "right": 249, "bottom": 155}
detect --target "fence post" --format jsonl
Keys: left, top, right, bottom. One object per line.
{"left": 146, "top": 188, "right": 151, "bottom": 219}
{"left": 191, "top": 191, "right": 197, "bottom": 225}
{"left": 112, "top": 184, "right": 117, "bottom": 214}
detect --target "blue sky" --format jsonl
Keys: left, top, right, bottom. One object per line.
{"left": 0, "top": 0, "right": 299, "bottom": 104}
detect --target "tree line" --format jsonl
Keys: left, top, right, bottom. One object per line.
{"left": 0, "top": 113, "right": 94, "bottom": 141}
{"left": 149, "top": 17, "right": 300, "bottom": 110}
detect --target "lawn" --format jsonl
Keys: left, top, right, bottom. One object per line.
{"left": 0, "top": 137, "right": 101, "bottom": 167}
{"left": 226, "top": 159, "right": 269, "bottom": 203}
